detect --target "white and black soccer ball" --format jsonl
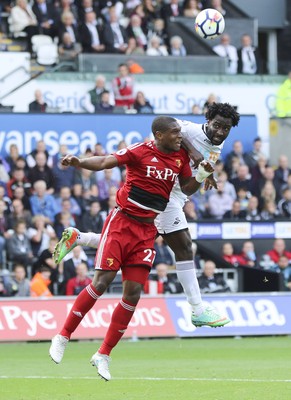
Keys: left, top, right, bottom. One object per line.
{"left": 195, "top": 8, "right": 225, "bottom": 40}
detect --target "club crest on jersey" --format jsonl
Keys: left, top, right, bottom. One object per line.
{"left": 176, "top": 159, "right": 182, "bottom": 168}
{"left": 106, "top": 258, "right": 114, "bottom": 267}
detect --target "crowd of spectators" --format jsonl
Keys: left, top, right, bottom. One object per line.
{"left": 0, "top": 0, "right": 263, "bottom": 76}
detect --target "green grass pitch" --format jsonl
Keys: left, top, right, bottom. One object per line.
{"left": 1, "top": 337, "right": 291, "bottom": 400}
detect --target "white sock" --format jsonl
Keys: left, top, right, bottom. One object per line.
{"left": 176, "top": 260, "right": 204, "bottom": 316}
{"left": 77, "top": 232, "right": 101, "bottom": 248}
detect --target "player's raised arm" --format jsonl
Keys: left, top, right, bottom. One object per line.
{"left": 61, "top": 154, "right": 118, "bottom": 171}
{"left": 179, "top": 161, "right": 214, "bottom": 196}
{"left": 181, "top": 135, "right": 204, "bottom": 168}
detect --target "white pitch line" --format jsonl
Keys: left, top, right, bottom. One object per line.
{"left": 0, "top": 376, "right": 291, "bottom": 383}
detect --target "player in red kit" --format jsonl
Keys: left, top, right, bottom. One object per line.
{"left": 49, "top": 116, "right": 214, "bottom": 380}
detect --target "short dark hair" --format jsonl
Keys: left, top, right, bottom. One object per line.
{"left": 151, "top": 116, "right": 177, "bottom": 137}
{"left": 205, "top": 102, "right": 240, "bottom": 127}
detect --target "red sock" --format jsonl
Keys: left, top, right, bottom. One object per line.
{"left": 60, "top": 284, "right": 101, "bottom": 339}
{"left": 98, "top": 298, "right": 136, "bottom": 356}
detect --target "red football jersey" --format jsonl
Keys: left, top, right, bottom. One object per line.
{"left": 113, "top": 141, "right": 191, "bottom": 217}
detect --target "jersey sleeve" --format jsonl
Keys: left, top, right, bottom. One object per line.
{"left": 176, "top": 119, "right": 197, "bottom": 143}
{"left": 113, "top": 143, "right": 143, "bottom": 166}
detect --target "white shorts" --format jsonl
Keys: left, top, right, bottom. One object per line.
{"left": 155, "top": 196, "right": 188, "bottom": 235}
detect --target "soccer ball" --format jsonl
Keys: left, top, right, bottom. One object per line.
{"left": 195, "top": 8, "right": 225, "bottom": 40}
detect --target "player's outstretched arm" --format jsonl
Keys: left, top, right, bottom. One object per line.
{"left": 61, "top": 154, "right": 118, "bottom": 171}
{"left": 179, "top": 161, "right": 214, "bottom": 196}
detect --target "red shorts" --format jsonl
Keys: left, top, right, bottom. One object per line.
{"left": 94, "top": 208, "right": 157, "bottom": 284}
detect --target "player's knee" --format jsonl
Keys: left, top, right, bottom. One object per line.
{"left": 174, "top": 242, "right": 193, "bottom": 261}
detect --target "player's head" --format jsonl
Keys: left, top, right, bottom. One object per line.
{"left": 205, "top": 102, "right": 240, "bottom": 145}
{"left": 152, "top": 116, "right": 182, "bottom": 152}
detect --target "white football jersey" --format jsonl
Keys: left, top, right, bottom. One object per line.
{"left": 170, "top": 118, "right": 224, "bottom": 205}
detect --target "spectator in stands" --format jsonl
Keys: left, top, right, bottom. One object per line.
{"left": 245, "top": 195, "right": 261, "bottom": 221}
{"left": 55, "top": 0, "right": 78, "bottom": 25}
{"left": 224, "top": 140, "right": 247, "bottom": 176}
{"left": 144, "top": 263, "right": 183, "bottom": 294}
{"left": 183, "top": 199, "right": 199, "bottom": 222}
{"left": 266, "top": 238, "right": 291, "bottom": 264}
{"left": 80, "top": 200, "right": 104, "bottom": 233}
{"left": 0, "top": 199, "right": 9, "bottom": 264}
{"left": 208, "top": 181, "right": 233, "bottom": 219}
{"left": 147, "top": 18, "right": 168, "bottom": 46}
{"left": 0, "top": 186, "right": 11, "bottom": 212}
{"left": 32, "top": 0, "right": 58, "bottom": 38}
{"left": 275, "top": 71, "right": 291, "bottom": 118}
{"left": 5, "top": 144, "right": 21, "bottom": 175}
{"left": 28, "top": 89, "right": 47, "bottom": 113}
{"left": 27, "top": 214, "right": 56, "bottom": 258}
{"left": 58, "top": 10, "right": 79, "bottom": 44}
{"left": 183, "top": 0, "right": 200, "bottom": 17}
{"left": 66, "top": 262, "right": 92, "bottom": 295}
{"left": 202, "top": 93, "right": 218, "bottom": 114}
{"left": 216, "top": 170, "right": 237, "bottom": 201}
{"left": 102, "top": 6, "right": 128, "bottom": 53}
{"left": 6, "top": 219, "right": 34, "bottom": 269}
{"left": 230, "top": 164, "right": 252, "bottom": 195}
{"left": 79, "top": 10, "right": 105, "bottom": 53}
{"left": 237, "top": 34, "right": 262, "bottom": 75}
{"left": 29, "top": 180, "right": 57, "bottom": 224}
{"left": 169, "top": 35, "right": 187, "bottom": 56}
{"left": 161, "top": 0, "right": 183, "bottom": 19}
{"left": 213, "top": 34, "right": 238, "bottom": 75}
{"left": 255, "top": 166, "right": 281, "bottom": 203}
{"left": 7, "top": 198, "right": 32, "bottom": 230}
{"left": 97, "top": 168, "right": 120, "bottom": 207}
{"left": 143, "top": 0, "right": 161, "bottom": 24}
{"left": 191, "top": 104, "right": 202, "bottom": 114}
{"left": 125, "top": 37, "right": 145, "bottom": 55}
{"left": 222, "top": 242, "right": 244, "bottom": 267}
{"left": 55, "top": 187, "right": 81, "bottom": 217}
{"left": 112, "top": 63, "right": 135, "bottom": 108}
{"left": 30, "top": 265, "right": 53, "bottom": 297}
{"left": 127, "top": 14, "right": 148, "bottom": 50}
{"left": 0, "top": 269, "right": 19, "bottom": 296}
{"left": 260, "top": 200, "right": 282, "bottom": 221}
{"left": 259, "top": 180, "right": 277, "bottom": 210}
{"left": 153, "top": 235, "right": 174, "bottom": 268}
{"left": 270, "top": 255, "right": 291, "bottom": 291}
{"left": 210, "top": 0, "right": 226, "bottom": 15}
{"left": 58, "top": 32, "right": 82, "bottom": 63}
{"left": 27, "top": 152, "right": 54, "bottom": 193}
{"left": 244, "top": 137, "right": 265, "bottom": 170}
{"left": 250, "top": 154, "right": 268, "bottom": 189}
{"left": 238, "top": 241, "right": 257, "bottom": 268}
{"left": 133, "top": 91, "right": 154, "bottom": 113}
{"left": 73, "top": 167, "right": 99, "bottom": 212}
{"left": 26, "top": 139, "right": 52, "bottom": 168}
{"left": 223, "top": 199, "right": 246, "bottom": 220}
{"left": 95, "top": 90, "right": 115, "bottom": 113}
{"left": 83, "top": 74, "right": 109, "bottom": 113}
{"left": 62, "top": 246, "right": 89, "bottom": 287}
{"left": 10, "top": 0, "right": 39, "bottom": 52}
{"left": 146, "top": 35, "right": 168, "bottom": 56}
{"left": 11, "top": 186, "right": 31, "bottom": 211}
{"left": 11, "top": 263, "right": 31, "bottom": 297}
{"left": 277, "top": 188, "right": 291, "bottom": 219}
{"left": 54, "top": 210, "right": 76, "bottom": 239}
{"left": 274, "top": 155, "right": 291, "bottom": 189}
{"left": 52, "top": 156, "right": 75, "bottom": 194}
{"left": 198, "top": 260, "right": 230, "bottom": 294}
{"left": 32, "top": 236, "right": 59, "bottom": 287}
{"left": 281, "top": 172, "right": 291, "bottom": 196}
{"left": 7, "top": 167, "right": 32, "bottom": 199}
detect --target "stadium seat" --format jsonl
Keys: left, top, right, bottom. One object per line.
{"left": 31, "top": 34, "right": 53, "bottom": 53}
{"left": 36, "top": 43, "right": 58, "bottom": 66}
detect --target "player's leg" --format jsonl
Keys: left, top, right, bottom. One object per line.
{"left": 91, "top": 266, "right": 148, "bottom": 381}
{"left": 53, "top": 227, "right": 101, "bottom": 264}
{"left": 49, "top": 269, "right": 117, "bottom": 364}
{"left": 163, "top": 229, "right": 230, "bottom": 327}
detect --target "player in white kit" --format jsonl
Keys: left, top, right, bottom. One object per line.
{"left": 53, "top": 103, "right": 240, "bottom": 327}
